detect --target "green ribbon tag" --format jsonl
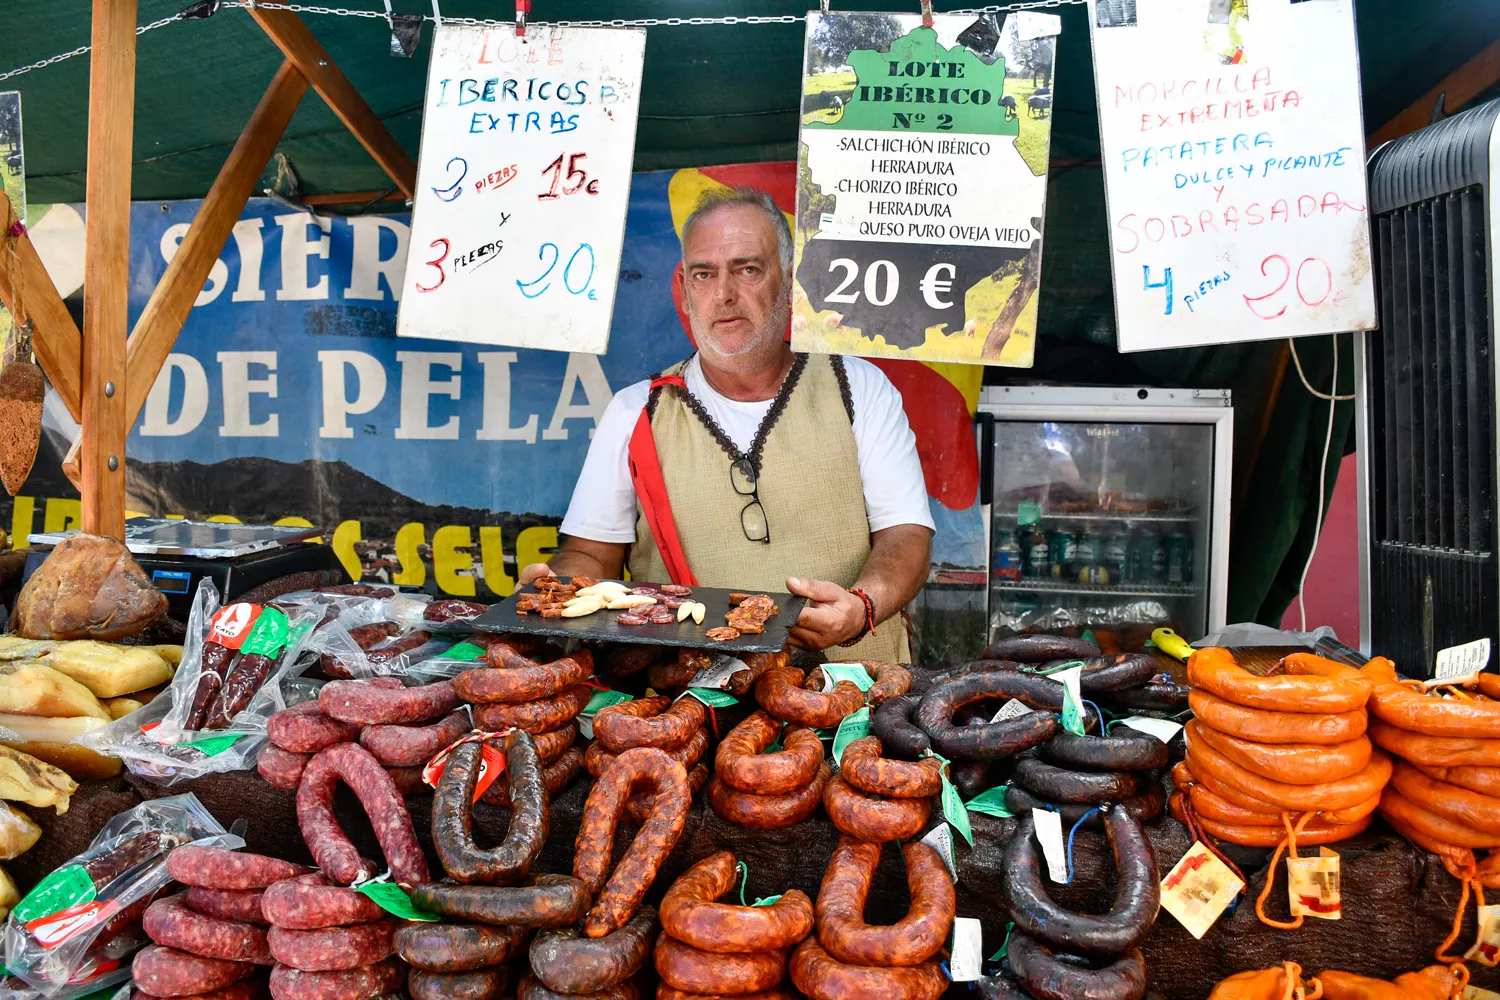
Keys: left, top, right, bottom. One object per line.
{"left": 177, "top": 733, "right": 247, "bottom": 757}
{"left": 752, "top": 894, "right": 783, "bottom": 907}
{"left": 988, "top": 921, "right": 1016, "bottom": 963}
{"left": 1081, "top": 629, "right": 1097, "bottom": 646}
{"left": 683, "top": 688, "right": 738, "bottom": 708}
{"left": 240, "top": 607, "right": 290, "bottom": 658}
{"left": 764, "top": 738, "right": 783, "bottom": 754}
{"left": 12, "top": 864, "right": 95, "bottom": 924}
{"left": 583, "top": 689, "right": 632, "bottom": 715}
{"left": 820, "top": 663, "right": 875, "bottom": 692}
{"left": 1057, "top": 664, "right": 1086, "bottom": 737}
{"left": 924, "top": 751, "right": 974, "bottom": 846}
{"left": 1017, "top": 499, "right": 1042, "bottom": 526}
{"left": 354, "top": 877, "right": 441, "bottom": 922}
{"left": 831, "top": 707, "right": 870, "bottom": 765}
{"left": 965, "top": 785, "right": 1014, "bottom": 818}
{"left": 445, "top": 642, "right": 488, "bottom": 662}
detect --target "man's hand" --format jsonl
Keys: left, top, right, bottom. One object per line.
{"left": 519, "top": 563, "right": 556, "bottom": 587}
{"left": 785, "top": 576, "right": 865, "bottom": 650}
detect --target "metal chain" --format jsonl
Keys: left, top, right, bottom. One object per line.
{"left": 0, "top": 11, "right": 187, "bottom": 82}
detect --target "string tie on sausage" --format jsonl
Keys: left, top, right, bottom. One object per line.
{"left": 1175, "top": 788, "right": 1249, "bottom": 889}
{"left": 1255, "top": 811, "right": 1316, "bottom": 929}
{"left": 1059, "top": 807, "right": 1100, "bottom": 885}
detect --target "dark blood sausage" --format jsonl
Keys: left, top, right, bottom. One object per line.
{"left": 1005, "top": 933, "right": 1149, "bottom": 1000}
{"left": 408, "top": 967, "right": 514, "bottom": 1000}
{"left": 385, "top": 765, "right": 425, "bottom": 796}
{"left": 815, "top": 838, "right": 954, "bottom": 967}
{"left": 755, "top": 666, "right": 863, "bottom": 728}
{"left": 914, "top": 672, "right": 1082, "bottom": 760}
{"left": 592, "top": 696, "right": 707, "bottom": 752}
{"left": 259, "top": 873, "right": 384, "bottom": 929}
{"left": 1001, "top": 806, "right": 1159, "bottom": 957}
{"left": 1014, "top": 756, "right": 1144, "bottom": 804}
{"left": 267, "top": 959, "right": 406, "bottom": 1000}
{"left": 268, "top": 702, "right": 363, "bottom": 753}
{"left": 366, "top": 629, "right": 434, "bottom": 670}
{"left": 871, "top": 694, "right": 931, "bottom": 760}
{"left": 133, "top": 945, "right": 253, "bottom": 998}
{"left": 183, "top": 887, "right": 269, "bottom": 926}
{"left": 167, "top": 847, "right": 310, "bottom": 891}
{"left": 318, "top": 678, "right": 457, "bottom": 725}
{"left": 602, "top": 644, "right": 668, "bottom": 678}
{"left": 654, "top": 935, "right": 786, "bottom": 995}
{"left": 295, "top": 742, "right": 430, "bottom": 885}
{"left": 1074, "top": 654, "right": 1160, "bottom": 696}
{"left": 186, "top": 638, "right": 239, "bottom": 732}
{"left": 574, "top": 747, "right": 691, "bottom": 938}
{"left": 727, "top": 650, "right": 789, "bottom": 696}
{"left": 822, "top": 774, "right": 931, "bottom": 842}
{"left": 143, "top": 896, "right": 271, "bottom": 964}
{"left": 517, "top": 973, "right": 642, "bottom": 1000}
{"left": 660, "top": 851, "right": 814, "bottom": 954}
{"left": 1040, "top": 731, "right": 1169, "bottom": 773}
{"left": 625, "top": 763, "right": 708, "bottom": 825}
{"left": 530, "top": 905, "right": 657, "bottom": 994}
{"left": 1004, "top": 782, "right": 1167, "bottom": 830}
{"left": 587, "top": 727, "right": 709, "bottom": 778}
{"left": 714, "top": 711, "right": 823, "bottom": 794}
{"left": 359, "top": 709, "right": 470, "bottom": 767}
{"left": 1100, "top": 677, "right": 1190, "bottom": 713}
{"left": 425, "top": 599, "right": 490, "bottom": 624}
{"left": 838, "top": 736, "right": 943, "bottom": 798}
{"left": 980, "top": 634, "right": 1100, "bottom": 664}
{"left": 977, "top": 972, "right": 1036, "bottom": 1000}
{"left": 473, "top": 684, "right": 591, "bottom": 733}
{"left": 267, "top": 919, "right": 397, "bottom": 972}
{"left": 412, "top": 874, "right": 592, "bottom": 928}
{"left": 454, "top": 650, "right": 594, "bottom": 704}
{"left": 434, "top": 732, "right": 549, "bottom": 885}
{"left": 320, "top": 622, "right": 401, "bottom": 678}
{"left": 708, "top": 762, "right": 831, "bottom": 830}
{"left": 206, "top": 646, "right": 284, "bottom": 729}
{"left": 789, "top": 936, "right": 947, "bottom": 1000}
{"left": 258, "top": 744, "right": 311, "bottom": 790}
{"left": 395, "top": 922, "right": 529, "bottom": 972}
{"left": 951, "top": 759, "right": 992, "bottom": 800}
{"left": 485, "top": 745, "right": 585, "bottom": 808}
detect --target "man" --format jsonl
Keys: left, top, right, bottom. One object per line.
{"left": 520, "top": 187, "right": 934, "bottom": 661}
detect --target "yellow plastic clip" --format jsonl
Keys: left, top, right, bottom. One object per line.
{"left": 1152, "top": 627, "right": 1194, "bottom": 662}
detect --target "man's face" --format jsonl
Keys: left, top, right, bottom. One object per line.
{"left": 682, "top": 203, "right": 790, "bottom": 371}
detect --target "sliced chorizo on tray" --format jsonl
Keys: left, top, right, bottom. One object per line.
{"left": 660, "top": 852, "right": 814, "bottom": 954}
{"left": 815, "top": 838, "right": 953, "bottom": 967}
{"left": 713, "top": 711, "right": 824, "bottom": 795}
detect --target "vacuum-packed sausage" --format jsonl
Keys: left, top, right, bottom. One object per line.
{"left": 815, "top": 838, "right": 953, "bottom": 966}
{"left": 455, "top": 650, "right": 593, "bottom": 704}
{"left": 1005, "top": 931, "right": 1148, "bottom": 1000}
{"left": 871, "top": 694, "right": 930, "bottom": 760}
{"left": 133, "top": 945, "right": 253, "bottom": 998}
{"left": 484, "top": 745, "right": 586, "bottom": 807}
{"left": 359, "top": 710, "right": 470, "bottom": 767}
{"left": 365, "top": 629, "right": 434, "bottom": 671}
{"left": 516, "top": 973, "right": 641, "bottom": 1000}
{"left": 186, "top": 637, "right": 239, "bottom": 732}
{"left": 981, "top": 635, "right": 1099, "bottom": 664}
{"left": 588, "top": 727, "right": 708, "bottom": 778}
{"left": 592, "top": 696, "right": 707, "bottom": 752}
{"left": 408, "top": 967, "right": 513, "bottom": 1000}
{"left": 1364, "top": 657, "right": 1500, "bottom": 737}
{"left": 660, "top": 852, "right": 814, "bottom": 954}
{"left": 259, "top": 873, "right": 383, "bottom": 929}
{"left": 206, "top": 646, "right": 284, "bottom": 728}
{"left": 425, "top": 599, "right": 490, "bottom": 624}
{"left": 266, "top": 959, "right": 405, "bottom": 1000}
{"left": 1014, "top": 756, "right": 1144, "bottom": 804}
{"left": 473, "top": 684, "right": 591, "bottom": 733}
{"left": 1001, "top": 806, "right": 1158, "bottom": 956}
{"left": 653, "top": 935, "right": 786, "bottom": 995}
{"left": 412, "top": 874, "right": 592, "bottom": 927}
{"left": 1005, "top": 782, "right": 1167, "bottom": 829}
{"left": 1187, "top": 690, "right": 1366, "bottom": 745}
{"left": 837, "top": 737, "right": 943, "bottom": 799}
{"left": 1040, "top": 731, "right": 1169, "bottom": 774}
{"left": 789, "top": 936, "right": 946, "bottom": 1000}
{"left": 530, "top": 905, "right": 657, "bottom": 994}
{"left": 1369, "top": 719, "right": 1500, "bottom": 767}
{"left": 268, "top": 702, "right": 364, "bottom": 754}
{"left": 318, "top": 678, "right": 457, "bottom": 725}
{"left": 434, "top": 732, "right": 548, "bottom": 884}
{"left": 756, "top": 666, "right": 863, "bottom": 728}
{"left": 822, "top": 774, "right": 931, "bottom": 842}
{"left": 1185, "top": 727, "right": 1393, "bottom": 811}
{"left": 295, "top": 742, "right": 430, "bottom": 885}
{"left": 915, "top": 672, "right": 1082, "bottom": 760}
{"left": 394, "top": 921, "right": 529, "bottom": 972}
{"left": 184, "top": 887, "right": 268, "bottom": 926}
{"left": 1187, "top": 648, "right": 1371, "bottom": 713}
{"left": 574, "top": 747, "right": 691, "bottom": 937}
{"left": 258, "top": 744, "right": 311, "bottom": 790}
{"left": 167, "top": 847, "right": 310, "bottom": 891}
{"left": 320, "top": 622, "right": 402, "bottom": 678}
{"left": 143, "top": 896, "right": 271, "bottom": 964}
{"left": 714, "top": 712, "right": 823, "bottom": 794}
{"left": 708, "top": 762, "right": 830, "bottom": 830}
{"left": 267, "top": 919, "right": 397, "bottom": 971}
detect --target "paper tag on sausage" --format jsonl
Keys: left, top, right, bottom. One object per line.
{"left": 964, "top": 785, "right": 1014, "bottom": 818}
{"left": 819, "top": 663, "right": 874, "bottom": 692}
{"left": 923, "top": 750, "right": 974, "bottom": 847}
{"left": 921, "top": 824, "right": 958, "bottom": 882}
{"left": 207, "top": 603, "right": 265, "bottom": 650}
{"left": 1033, "top": 807, "right": 1069, "bottom": 882}
{"left": 1287, "top": 848, "right": 1340, "bottom": 919}
{"left": 1436, "top": 638, "right": 1490, "bottom": 681}
{"left": 578, "top": 689, "right": 632, "bottom": 739}
{"left": 1466, "top": 904, "right": 1500, "bottom": 965}
{"left": 1055, "top": 665, "right": 1087, "bottom": 736}
{"left": 423, "top": 732, "right": 507, "bottom": 801}
{"left": 1118, "top": 716, "right": 1183, "bottom": 742}
{"left": 948, "top": 917, "right": 984, "bottom": 981}
{"left": 1160, "top": 841, "right": 1245, "bottom": 939}
{"left": 990, "top": 699, "right": 1033, "bottom": 723}
{"left": 353, "top": 873, "right": 441, "bottom": 922}
{"left": 1463, "top": 987, "right": 1500, "bottom": 1000}
{"left": 681, "top": 688, "right": 738, "bottom": 708}
{"left": 688, "top": 654, "right": 749, "bottom": 690}
{"left": 831, "top": 707, "right": 871, "bottom": 765}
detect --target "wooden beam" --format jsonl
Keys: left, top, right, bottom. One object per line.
{"left": 0, "top": 196, "right": 83, "bottom": 423}
{"left": 247, "top": 2, "right": 417, "bottom": 198}
{"left": 1369, "top": 38, "right": 1500, "bottom": 147}
{"left": 124, "top": 60, "right": 309, "bottom": 430}
{"left": 301, "top": 189, "right": 404, "bottom": 207}
{"left": 81, "top": 0, "right": 137, "bottom": 539}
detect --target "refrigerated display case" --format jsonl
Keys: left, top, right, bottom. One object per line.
{"left": 977, "top": 386, "right": 1232, "bottom": 646}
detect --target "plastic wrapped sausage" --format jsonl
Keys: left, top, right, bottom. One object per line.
{"left": 660, "top": 852, "right": 813, "bottom": 954}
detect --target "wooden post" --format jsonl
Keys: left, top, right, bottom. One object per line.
{"left": 81, "top": 0, "right": 137, "bottom": 539}
{"left": 0, "top": 196, "right": 83, "bottom": 422}
{"left": 1368, "top": 38, "right": 1500, "bottom": 147}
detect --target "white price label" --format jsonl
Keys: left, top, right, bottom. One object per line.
{"left": 991, "top": 699, "right": 1033, "bottom": 723}
{"left": 1118, "top": 716, "right": 1183, "bottom": 742}
{"left": 688, "top": 654, "right": 749, "bottom": 690}
{"left": 1033, "top": 807, "right": 1068, "bottom": 883}
{"left": 948, "top": 917, "right": 984, "bottom": 981}
{"left": 1436, "top": 639, "right": 1490, "bottom": 681}
{"left": 921, "top": 824, "right": 958, "bottom": 882}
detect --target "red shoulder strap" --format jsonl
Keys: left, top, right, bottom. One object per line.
{"left": 627, "top": 374, "right": 698, "bottom": 587}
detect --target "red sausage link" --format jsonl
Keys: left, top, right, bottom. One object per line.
{"left": 708, "top": 762, "right": 831, "bottom": 830}
{"left": 267, "top": 959, "right": 406, "bottom": 1000}
{"left": 295, "top": 743, "right": 430, "bottom": 885}
{"left": 755, "top": 667, "right": 863, "bottom": 728}
{"left": 257, "top": 744, "right": 311, "bottom": 790}
{"left": 143, "top": 895, "right": 272, "bottom": 964}
{"left": 822, "top": 774, "right": 931, "bottom": 842}
{"left": 657, "top": 989, "right": 797, "bottom": 1000}
{"left": 267, "top": 919, "right": 398, "bottom": 972}
{"left": 535, "top": 722, "right": 579, "bottom": 764}
{"left": 132, "top": 983, "right": 263, "bottom": 1000}
{"left": 167, "top": 847, "right": 310, "bottom": 891}
{"left": 259, "top": 874, "right": 383, "bottom": 929}
{"left": 455, "top": 650, "right": 594, "bottom": 704}
{"left": 318, "top": 678, "right": 457, "bottom": 725}
{"left": 408, "top": 967, "right": 513, "bottom": 1000}
{"left": 183, "top": 887, "right": 269, "bottom": 926}
{"left": 484, "top": 745, "right": 586, "bottom": 808}
{"left": 133, "top": 945, "right": 253, "bottom": 998}
{"left": 473, "top": 684, "right": 591, "bottom": 733}
{"left": 789, "top": 936, "right": 946, "bottom": 1000}
{"left": 625, "top": 764, "right": 708, "bottom": 825}
{"left": 587, "top": 727, "right": 708, "bottom": 777}
{"left": 838, "top": 737, "right": 943, "bottom": 799}
{"left": 359, "top": 709, "right": 470, "bottom": 767}
{"left": 268, "top": 702, "right": 363, "bottom": 753}
{"left": 660, "top": 851, "right": 814, "bottom": 954}
{"left": 592, "top": 697, "right": 707, "bottom": 753}
{"left": 714, "top": 712, "right": 824, "bottom": 795}
{"left": 654, "top": 935, "right": 787, "bottom": 995}
{"left": 815, "top": 838, "right": 954, "bottom": 966}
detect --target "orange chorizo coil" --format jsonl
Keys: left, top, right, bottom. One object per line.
{"left": 802, "top": 663, "right": 912, "bottom": 707}
{"left": 1478, "top": 673, "right": 1500, "bottom": 700}
{"left": 624, "top": 764, "right": 708, "bottom": 826}
{"left": 822, "top": 774, "right": 931, "bottom": 842}
{"left": 725, "top": 650, "right": 789, "bottom": 696}
{"left": 1208, "top": 965, "right": 1312, "bottom": 1000}
{"left": 659, "top": 851, "right": 814, "bottom": 955}
{"left": 1184, "top": 727, "right": 1393, "bottom": 811}
{"left": 1187, "top": 647, "right": 1372, "bottom": 713}
{"left": 1176, "top": 760, "right": 1380, "bottom": 827}
{"left": 814, "top": 838, "right": 953, "bottom": 967}
{"left": 657, "top": 988, "right": 797, "bottom": 1000}
{"left": 1316, "top": 970, "right": 1410, "bottom": 1000}
{"left": 1183, "top": 781, "right": 1284, "bottom": 827}
{"left": 592, "top": 696, "right": 707, "bottom": 753}
{"left": 1188, "top": 689, "right": 1368, "bottom": 746}
{"left": 837, "top": 737, "right": 943, "bottom": 799}
{"left": 755, "top": 667, "right": 863, "bottom": 729}
{"left": 1389, "top": 760, "right": 1500, "bottom": 835}
{"left": 1369, "top": 719, "right": 1500, "bottom": 767}
{"left": 1189, "top": 721, "right": 1372, "bottom": 785}
{"left": 1168, "top": 793, "right": 1374, "bottom": 847}
{"left": 1363, "top": 657, "right": 1500, "bottom": 738}
{"left": 653, "top": 935, "right": 787, "bottom": 996}
{"left": 1392, "top": 967, "right": 1466, "bottom": 1000}
{"left": 713, "top": 711, "right": 824, "bottom": 795}
{"left": 586, "top": 727, "right": 709, "bottom": 778}
{"left": 1412, "top": 761, "right": 1500, "bottom": 798}
{"left": 1377, "top": 792, "right": 1479, "bottom": 875}
{"left": 1378, "top": 784, "right": 1500, "bottom": 849}
{"left": 708, "top": 763, "right": 831, "bottom": 830}
{"left": 789, "top": 936, "right": 947, "bottom": 1000}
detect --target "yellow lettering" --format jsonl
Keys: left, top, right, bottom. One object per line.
{"left": 432, "top": 525, "right": 476, "bottom": 597}
{"left": 274, "top": 516, "right": 320, "bottom": 543}
{"left": 126, "top": 509, "right": 148, "bottom": 520}
{"left": 165, "top": 513, "right": 186, "bottom": 520}
{"left": 394, "top": 522, "right": 426, "bottom": 586}
{"left": 478, "top": 526, "right": 516, "bottom": 597}
{"left": 331, "top": 520, "right": 364, "bottom": 581}
{"left": 516, "top": 525, "right": 558, "bottom": 573}
{"left": 207, "top": 514, "right": 243, "bottom": 523}
{"left": 10, "top": 496, "right": 34, "bottom": 548}
{"left": 43, "top": 498, "right": 82, "bottom": 533}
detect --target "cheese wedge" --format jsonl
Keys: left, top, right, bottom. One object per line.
{"left": 0, "top": 662, "right": 110, "bottom": 719}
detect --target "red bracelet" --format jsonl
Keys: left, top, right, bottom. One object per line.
{"left": 837, "top": 587, "right": 877, "bottom": 647}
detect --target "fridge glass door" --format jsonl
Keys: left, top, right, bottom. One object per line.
{"left": 990, "top": 419, "right": 1215, "bottom": 644}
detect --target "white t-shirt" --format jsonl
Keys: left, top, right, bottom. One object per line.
{"left": 560, "top": 355, "right": 936, "bottom": 544}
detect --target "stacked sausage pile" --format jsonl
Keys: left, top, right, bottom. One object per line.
{"left": 1364, "top": 658, "right": 1500, "bottom": 872}
{"left": 1207, "top": 962, "right": 1463, "bottom": 1000}
{"left": 981, "top": 805, "right": 1158, "bottom": 1000}
{"left": 978, "top": 635, "right": 1190, "bottom": 719}
{"left": 263, "top": 872, "right": 403, "bottom": 1000}
{"left": 824, "top": 736, "right": 938, "bottom": 841}
{"left": 131, "top": 847, "right": 296, "bottom": 1000}
{"left": 1005, "top": 728, "right": 1169, "bottom": 828}
{"left": 589, "top": 693, "right": 712, "bottom": 817}
{"left": 655, "top": 852, "right": 812, "bottom": 999}
{"left": 709, "top": 710, "right": 829, "bottom": 830}
{"left": 791, "top": 838, "right": 952, "bottom": 1000}
{"left": 258, "top": 677, "right": 466, "bottom": 795}
{"left": 642, "top": 648, "right": 786, "bottom": 696}
{"left": 1173, "top": 648, "right": 1388, "bottom": 847}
